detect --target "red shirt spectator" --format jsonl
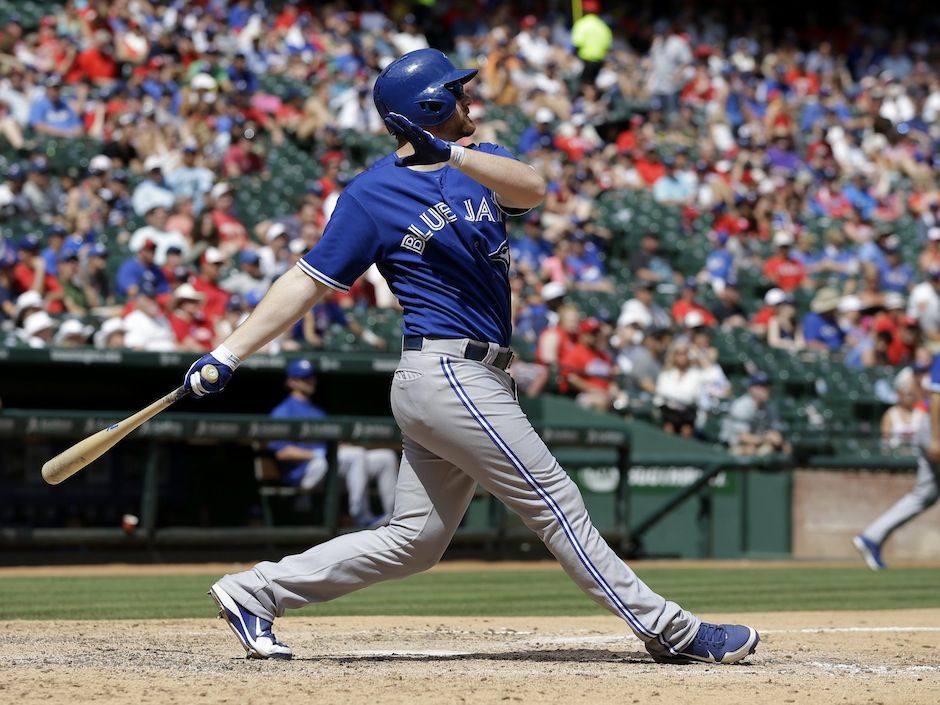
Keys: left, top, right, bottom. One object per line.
{"left": 222, "top": 133, "right": 265, "bottom": 178}
{"left": 671, "top": 281, "right": 717, "bottom": 326}
{"left": 560, "top": 318, "right": 613, "bottom": 391}
{"left": 209, "top": 183, "right": 250, "bottom": 253}
{"left": 634, "top": 151, "right": 666, "bottom": 186}
{"left": 192, "top": 247, "right": 230, "bottom": 321}
{"left": 763, "top": 231, "right": 806, "bottom": 291}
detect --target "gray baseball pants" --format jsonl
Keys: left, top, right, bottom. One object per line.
{"left": 217, "top": 339, "right": 699, "bottom": 656}
{"left": 862, "top": 453, "right": 940, "bottom": 545}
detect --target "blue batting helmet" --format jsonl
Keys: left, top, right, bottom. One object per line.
{"left": 373, "top": 48, "right": 477, "bottom": 127}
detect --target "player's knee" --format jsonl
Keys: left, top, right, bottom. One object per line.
{"left": 920, "top": 486, "right": 939, "bottom": 508}
{"left": 384, "top": 519, "right": 449, "bottom": 572}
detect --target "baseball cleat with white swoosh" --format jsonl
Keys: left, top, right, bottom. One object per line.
{"left": 209, "top": 583, "right": 293, "bottom": 660}
{"left": 648, "top": 623, "right": 759, "bottom": 664}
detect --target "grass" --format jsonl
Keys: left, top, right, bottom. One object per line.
{"left": 1, "top": 567, "right": 938, "bottom": 621}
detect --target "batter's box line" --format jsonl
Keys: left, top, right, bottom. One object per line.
{"left": 808, "top": 661, "right": 940, "bottom": 675}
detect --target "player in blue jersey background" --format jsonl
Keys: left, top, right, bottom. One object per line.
{"left": 184, "top": 48, "right": 759, "bottom": 665}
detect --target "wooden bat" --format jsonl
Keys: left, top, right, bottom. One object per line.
{"left": 41, "top": 365, "right": 219, "bottom": 485}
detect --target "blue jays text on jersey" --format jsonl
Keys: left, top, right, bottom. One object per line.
{"left": 297, "top": 143, "right": 525, "bottom": 346}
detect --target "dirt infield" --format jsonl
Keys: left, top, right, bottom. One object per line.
{"left": 3, "top": 609, "right": 938, "bottom": 705}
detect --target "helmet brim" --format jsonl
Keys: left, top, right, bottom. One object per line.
{"left": 445, "top": 68, "right": 478, "bottom": 86}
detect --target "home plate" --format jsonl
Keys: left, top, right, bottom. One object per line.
{"left": 351, "top": 649, "right": 472, "bottom": 657}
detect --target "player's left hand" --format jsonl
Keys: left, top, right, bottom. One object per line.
{"left": 384, "top": 112, "right": 452, "bottom": 167}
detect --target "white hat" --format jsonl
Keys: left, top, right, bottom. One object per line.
{"left": 289, "top": 239, "right": 308, "bottom": 255}
{"left": 684, "top": 310, "right": 705, "bottom": 328}
{"left": 203, "top": 247, "right": 226, "bottom": 264}
{"left": 535, "top": 107, "right": 554, "bottom": 124}
{"left": 143, "top": 155, "right": 163, "bottom": 172}
{"left": 210, "top": 182, "right": 231, "bottom": 199}
{"left": 928, "top": 227, "right": 940, "bottom": 241}
{"left": 23, "top": 311, "right": 55, "bottom": 337}
{"left": 53, "top": 318, "right": 92, "bottom": 345}
{"left": 190, "top": 73, "right": 217, "bottom": 91}
{"left": 88, "top": 154, "right": 113, "bottom": 173}
{"left": 172, "top": 283, "right": 206, "bottom": 302}
{"left": 266, "top": 222, "right": 288, "bottom": 241}
{"left": 15, "top": 290, "right": 43, "bottom": 315}
{"left": 838, "top": 295, "right": 863, "bottom": 313}
{"left": 773, "top": 230, "right": 794, "bottom": 247}
{"left": 94, "top": 317, "right": 127, "bottom": 348}
{"left": 764, "top": 288, "right": 787, "bottom": 306}
{"left": 883, "top": 292, "right": 905, "bottom": 310}
{"left": 541, "top": 282, "right": 567, "bottom": 302}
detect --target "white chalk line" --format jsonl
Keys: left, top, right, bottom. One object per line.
{"left": 809, "top": 661, "right": 940, "bottom": 675}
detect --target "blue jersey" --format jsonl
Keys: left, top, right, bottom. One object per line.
{"left": 299, "top": 143, "right": 522, "bottom": 346}
{"left": 269, "top": 395, "right": 327, "bottom": 483}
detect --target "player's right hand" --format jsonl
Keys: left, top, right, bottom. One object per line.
{"left": 184, "top": 345, "right": 240, "bottom": 397}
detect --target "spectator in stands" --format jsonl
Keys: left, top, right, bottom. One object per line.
{"left": 702, "top": 231, "right": 736, "bottom": 290}
{"left": 55, "top": 247, "right": 90, "bottom": 316}
{"left": 571, "top": 0, "right": 612, "bottom": 88}
{"left": 269, "top": 360, "right": 398, "bottom": 527}
{"left": 0, "top": 247, "right": 15, "bottom": 322}
{"left": 223, "top": 127, "right": 267, "bottom": 178}
{"left": 720, "top": 373, "right": 790, "bottom": 456}
{"left": 64, "top": 29, "right": 117, "bottom": 85}
{"left": 40, "top": 224, "right": 68, "bottom": 275}
{"left": 762, "top": 230, "right": 807, "bottom": 292}
{"left": 166, "top": 145, "right": 215, "bottom": 215}
{"left": 12, "top": 234, "right": 64, "bottom": 312}
{"left": 167, "top": 283, "right": 215, "bottom": 352}
{"left": 618, "top": 280, "right": 671, "bottom": 331}
{"left": 115, "top": 239, "right": 168, "bottom": 300}
{"left": 628, "top": 232, "right": 674, "bottom": 286}
{"left": 560, "top": 317, "right": 619, "bottom": 411}
{"left": 129, "top": 205, "right": 189, "bottom": 266}
{"left": 28, "top": 76, "right": 81, "bottom": 137}
{"left": 220, "top": 250, "right": 271, "bottom": 300}
{"left": 814, "top": 228, "right": 860, "bottom": 287}
{"left": 655, "top": 340, "right": 702, "bottom": 438}
{"left": 132, "top": 156, "right": 175, "bottom": 217}
{"left": 517, "top": 107, "right": 555, "bottom": 155}
{"left": 123, "top": 281, "right": 177, "bottom": 352}
{"left": 20, "top": 310, "right": 56, "bottom": 348}
{"left": 617, "top": 326, "right": 669, "bottom": 396}
{"left": 53, "top": 318, "right": 92, "bottom": 348}
{"left": 908, "top": 265, "right": 940, "bottom": 349}
{"left": 671, "top": 278, "right": 717, "bottom": 326}
{"left": 93, "top": 317, "right": 126, "bottom": 349}
{"left": 537, "top": 302, "right": 580, "bottom": 371}
{"left": 208, "top": 182, "right": 250, "bottom": 257}
{"left": 878, "top": 237, "right": 914, "bottom": 294}
{"left": 192, "top": 247, "right": 230, "bottom": 322}
{"left": 652, "top": 156, "right": 694, "bottom": 205}
{"left": 881, "top": 379, "right": 927, "bottom": 450}
{"left": 22, "top": 158, "right": 58, "bottom": 220}
{"left": 710, "top": 282, "right": 748, "bottom": 329}
{"left": 803, "top": 288, "right": 845, "bottom": 351}
{"left": 767, "top": 295, "right": 805, "bottom": 351}
{"left": 296, "top": 293, "right": 385, "bottom": 351}
{"left": 1, "top": 163, "right": 32, "bottom": 218}
{"left": 257, "top": 223, "right": 292, "bottom": 279}
{"left": 84, "top": 242, "right": 112, "bottom": 308}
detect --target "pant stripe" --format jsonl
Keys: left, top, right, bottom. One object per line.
{"left": 441, "top": 357, "right": 672, "bottom": 650}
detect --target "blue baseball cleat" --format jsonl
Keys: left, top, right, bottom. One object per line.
{"left": 209, "top": 583, "right": 293, "bottom": 660}
{"left": 853, "top": 535, "right": 886, "bottom": 571}
{"left": 648, "top": 623, "right": 759, "bottom": 664}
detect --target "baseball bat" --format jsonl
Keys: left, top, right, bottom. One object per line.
{"left": 41, "top": 365, "right": 219, "bottom": 485}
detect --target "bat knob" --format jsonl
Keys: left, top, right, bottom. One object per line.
{"left": 201, "top": 365, "right": 220, "bottom": 384}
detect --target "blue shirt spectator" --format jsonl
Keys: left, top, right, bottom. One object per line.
{"left": 803, "top": 311, "right": 845, "bottom": 349}
{"left": 115, "top": 245, "right": 170, "bottom": 299}
{"left": 879, "top": 256, "right": 914, "bottom": 294}
{"left": 166, "top": 148, "right": 215, "bottom": 213}
{"left": 28, "top": 82, "right": 81, "bottom": 137}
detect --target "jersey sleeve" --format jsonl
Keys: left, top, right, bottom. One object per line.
{"left": 929, "top": 354, "right": 940, "bottom": 394}
{"left": 474, "top": 142, "right": 534, "bottom": 217}
{"left": 296, "top": 190, "right": 380, "bottom": 292}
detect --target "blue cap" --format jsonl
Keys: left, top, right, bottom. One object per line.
{"left": 286, "top": 359, "right": 316, "bottom": 379}
{"left": 89, "top": 242, "right": 108, "bottom": 258}
{"left": 239, "top": 250, "right": 260, "bottom": 265}
{"left": 749, "top": 372, "right": 771, "bottom": 387}
{"left": 46, "top": 224, "right": 67, "bottom": 238}
{"left": 683, "top": 276, "right": 698, "bottom": 290}
{"left": 57, "top": 247, "right": 79, "bottom": 262}
{"left": 30, "top": 157, "right": 49, "bottom": 173}
{"left": 244, "top": 290, "right": 263, "bottom": 307}
{"left": 6, "top": 163, "right": 25, "bottom": 180}
{"left": 17, "top": 234, "right": 41, "bottom": 251}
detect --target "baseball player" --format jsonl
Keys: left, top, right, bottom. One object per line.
{"left": 184, "top": 49, "right": 759, "bottom": 664}
{"left": 854, "top": 354, "right": 940, "bottom": 569}
{"left": 271, "top": 358, "right": 398, "bottom": 526}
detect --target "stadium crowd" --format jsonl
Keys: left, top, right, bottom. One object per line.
{"left": 1, "top": 0, "right": 939, "bottom": 447}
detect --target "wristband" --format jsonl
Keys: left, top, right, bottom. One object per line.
{"left": 211, "top": 343, "right": 241, "bottom": 370}
{"left": 448, "top": 144, "right": 466, "bottom": 169}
